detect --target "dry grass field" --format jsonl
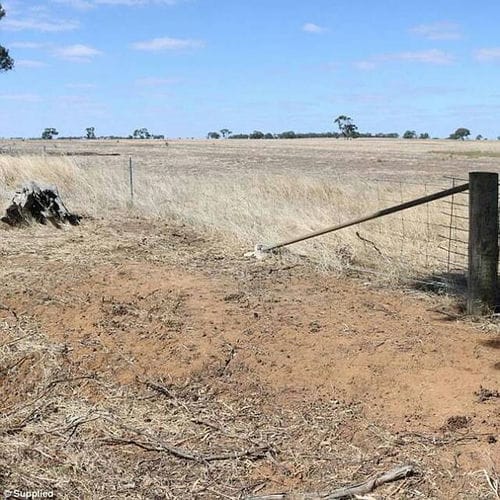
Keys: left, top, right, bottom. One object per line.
{"left": 1, "top": 137, "right": 491, "bottom": 275}
{"left": 0, "top": 138, "right": 499, "bottom": 499}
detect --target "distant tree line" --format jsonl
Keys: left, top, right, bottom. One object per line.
{"left": 402, "top": 130, "right": 430, "bottom": 139}
{"left": 218, "top": 116, "right": 397, "bottom": 140}
{"left": 28, "top": 125, "right": 498, "bottom": 142}
{"left": 212, "top": 116, "right": 491, "bottom": 142}
{"left": 227, "top": 131, "right": 343, "bottom": 139}
{"left": 223, "top": 130, "right": 401, "bottom": 140}
{"left": 128, "top": 127, "right": 164, "bottom": 140}
{"left": 39, "top": 127, "right": 165, "bottom": 140}
{"left": 20, "top": 122, "right": 497, "bottom": 143}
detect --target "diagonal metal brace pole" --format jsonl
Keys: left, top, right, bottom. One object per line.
{"left": 261, "top": 182, "right": 469, "bottom": 253}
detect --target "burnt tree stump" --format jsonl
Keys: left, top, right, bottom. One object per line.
{"left": 1, "top": 182, "right": 80, "bottom": 228}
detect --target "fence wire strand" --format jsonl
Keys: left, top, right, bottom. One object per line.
{"left": 361, "top": 176, "right": 469, "bottom": 290}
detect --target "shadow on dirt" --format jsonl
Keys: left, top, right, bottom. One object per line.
{"left": 479, "top": 337, "right": 500, "bottom": 371}
{"left": 480, "top": 337, "right": 500, "bottom": 349}
{"left": 412, "top": 271, "right": 467, "bottom": 301}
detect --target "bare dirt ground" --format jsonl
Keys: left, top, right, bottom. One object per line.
{"left": 1, "top": 212, "right": 499, "bottom": 498}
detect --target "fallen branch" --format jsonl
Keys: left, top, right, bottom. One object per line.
{"left": 46, "top": 375, "right": 97, "bottom": 390}
{"left": 144, "top": 381, "right": 177, "bottom": 399}
{"left": 246, "top": 464, "right": 417, "bottom": 499}
{"left": 103, "top": 436, "right": 270, "bottom": 463}
{"left": 0, "top": 355, "right": 31, "bottom": 375}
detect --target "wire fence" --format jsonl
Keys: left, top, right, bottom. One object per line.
{"left": 440, "top": 176, "right": 469, "bottom": 274}
{"left": 0, "top": 144, "right": 482, "bottom": 296}
{"left": 351, "top": 176, "right": 470, "bottom": 293}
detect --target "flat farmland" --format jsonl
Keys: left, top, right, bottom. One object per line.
{"left": 0, "top": 139, "right": 499, "bottom": 499}
{"left": 4, "top": 137, "right": 500, "bottom": 179}
{"left": 3, "top": 138, "right": 500, "bottom": 275}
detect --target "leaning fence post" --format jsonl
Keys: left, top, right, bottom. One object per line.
{"left": 128, "top": 156, "right": 134, "bottom": 206}
{"left": 467, "top": 171, "right": 499, "bottom": 315}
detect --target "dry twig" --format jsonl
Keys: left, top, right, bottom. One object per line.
{"left": 103, "top": 436, "right": 270, "bottom": 463}
{"left": 246, "top": 464, "right": 417, "bottom": 499}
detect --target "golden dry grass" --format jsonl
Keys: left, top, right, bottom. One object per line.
{"left": 0, "top": 147, "right": 469, "bottom": 281}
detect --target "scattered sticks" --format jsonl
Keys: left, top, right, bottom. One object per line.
{"left": 246, "top": 464, "right": 417, "bottom": 500}
{"left": 102, "top": 416, "right": 271, "bottom": 463}
{"left": 103, "top": 436, "right": 270, "bottom": 463}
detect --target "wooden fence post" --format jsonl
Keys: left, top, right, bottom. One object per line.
{"left": 467, "top": 171, "right": 499, "bottom": 315}
{"left": 128, "top": 156, "right": 134, "bottom": 205}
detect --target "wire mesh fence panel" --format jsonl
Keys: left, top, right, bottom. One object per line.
{"left": 351, "top": 176, "right": 469, "bottom": 291}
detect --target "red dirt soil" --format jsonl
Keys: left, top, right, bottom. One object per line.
{"left": 1, "top": 216, "right": 499, "bottom": 496}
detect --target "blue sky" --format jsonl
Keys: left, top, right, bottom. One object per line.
{"left": 1, "top": 0, "right": 500, "bottom": 139}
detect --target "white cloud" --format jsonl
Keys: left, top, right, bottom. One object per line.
{"left": 386, "top": 49, "right": 454, "bottom": 64}
{"left": 475, "top": 48, "right": 500, "bottom": 62}
{"left": 3, "top": 17, "right": 79, "bottom": 32}
{"left": 54, "top": 44, "right": 102, "bottom": 62}
{"left": 302, "top": 22, "right": 326, "bottom": 34}
{"left": 353, "top": 60, "right": 377, "bottom": 71}
{"left": 15, "top": 59, "right": 48, "bottom": 68}
{"left": 9, "top": 41, "right": 46, "bottom": 49}
{"left": 131, "top": 37, "right": 204, "bottom": 51}
{"left": 2, "top": 2, "right": 80, "bottom": 31}
{"left": 28, "top": 5, "right": 51, "bottom": 15}
{"left": 0, "top": 93, "right": 42, "bottom": 102}
{"left": 52, "top": 0, "right": 94, "bottom": 9}
{"left": 59, "top": 94, "right": 93, "bottom": 104}
{"left": 355, "top": 49, "right": 454, "bottom": 69}
{"left": 409, "top": 21, "right": 462, "bottom": 40}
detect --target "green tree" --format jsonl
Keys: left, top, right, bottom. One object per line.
{"left": 449, "top": 127, "right": 470, "bottom": 140}
{"left": 0, "top": 5, "right": 14, "bottom": 72}
{"left": 249, "top": 130, "right": 265, "bottom": 139}
{"left": 85, "top": 127, "right": 96, "bottom": 139}
{"left": 133, "top": 128, "right": 151, "bottom": 139}
{"left": 41, "top": 128, "right": 59, "bottom": 140}
{"left": 279, "top": 131, "right": 296, "bottom": 139}
{"left": 334, "top": 115, "right": 358, "bottom": 139}
{"left": 219, "top": 128, "right": 232, "bottom": 138}
{"left": 419, "top": 132, "right": 430, "bottom": 139}
{"left": 476, "top": 134, "right": 483, "bottom": 141}
{"left": 207, "top": 131, "right": 220, "bottom": 139}
{"left": 403, "top": 130, "right": 417, "bottom": 139}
